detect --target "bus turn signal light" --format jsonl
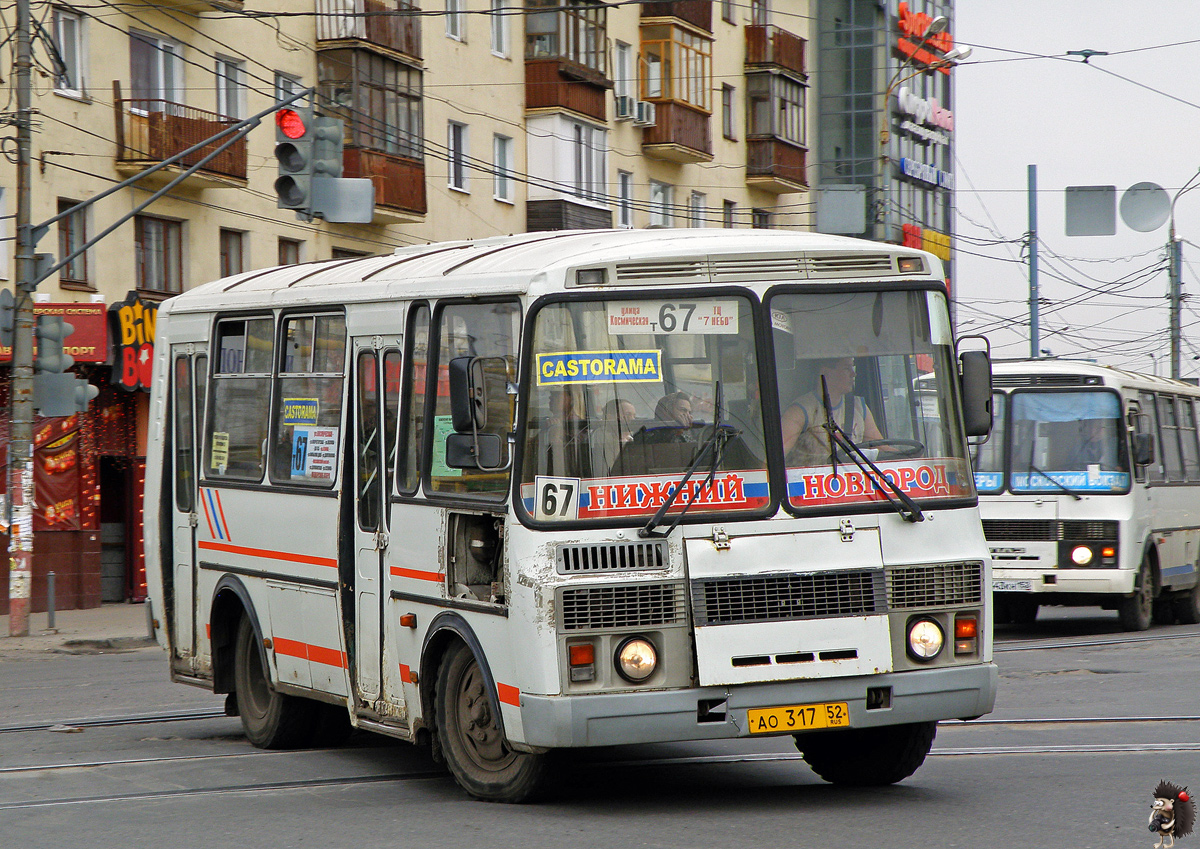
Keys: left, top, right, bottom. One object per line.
{"left": 955, "top": 615, "right": 978, "bottom": 656}
{"left": 568, "top": 642, "right": 595, "bottom": 682}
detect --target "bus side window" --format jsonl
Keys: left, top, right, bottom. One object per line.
{"left": 398, "top": 303, "right": 430, "bottom": 495}
{"left": 1140, "top": 392, "right": 1165, "bottom": 483}
{"left": 206, "top": 317, "right": 274, "bottom": 482}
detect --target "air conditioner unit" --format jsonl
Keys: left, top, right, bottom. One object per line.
{"left": 614, "top": 94, "right": 634, "bottom": 121}
{"left": 633, "top": 100, "right": 657, "bottom": 127}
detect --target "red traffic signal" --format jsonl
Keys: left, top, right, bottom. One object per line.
{"left": 276, "top": 108, "right": 307, "bottom": 140}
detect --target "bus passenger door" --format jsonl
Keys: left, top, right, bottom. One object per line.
{"left": 169, "top": 348, "right": 206, "bottom": 668}
{"left": 352, "top": 345, "right": 388, "bottom": 704}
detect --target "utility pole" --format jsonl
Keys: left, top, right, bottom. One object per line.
{"left": 8, "top": 0, "right": 34, "bottom": 636}
{"left": 1169, "top": 234, "right": 1182, "bottom": 380}
{"left": 1027, "top": 164, "right": 1040, "bottom": 359}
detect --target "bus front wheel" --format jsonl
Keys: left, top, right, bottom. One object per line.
{"left": 794, "top": 721, "right": 936, "bottom": 786}
{"left": 435, "top": 643, "right": 548, "bottom": 803}
{"left": 1118, "top": 559, "right": 1155, "bottom": 631}
{"left": 233, "top": 617, "right": 315, "bottom": 748}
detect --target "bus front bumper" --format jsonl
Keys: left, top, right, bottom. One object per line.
{"left": 515, "top": 663, "right": 997, "bottom": 749}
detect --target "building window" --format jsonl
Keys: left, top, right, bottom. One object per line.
{"left": 618, "top": 171, "right": 633, "bottom": 227}
{"left": 219, "top": 229, "right": 245, "bottom": 278}
{"left": 130, "top": 31, "right": 181, "bottom": 104}
{"left": 640, "top": 24, "right": 712, "bottom": 110}
{"left": 614, "top": 41, "right": 634, "bottom": 101}
{"left": 750, "top": 0, "right": 769, "bottom": 26}
{"left": 649, "top": 181, "right": 673, "bottom": 227}
{"left": 688, "top": 192, "right": 706, "bottom": 227}
{"left": 53, "top": 7, "right": 85, "bottom": 95}
{"left": 278, "top": 238, "right": 302, "bottom": 266}
{"left": 493, "top": 134, "right": 513, "bottom": 201}
{"left": 752, "top": 208, "right": 772, "bottom": 229}
{"left": 135, "top": 214, "right": 182, "bottom": 293}
{"left": 275, "top": 71, "right": 303, "bottom": 103}
{"left": 490, "top": 0, "right": 509, "bottom": 56}
{"left": 57, "top": 199, "right": 88, "bottom": 286}
{"left": 572, "top": 122, "right": 605, "bottom": 202}
{"left": 215, "top": 57, "right": 244, "bottom": 119}
{"left": 448, "top": 121, "right": 468, "bottom": 191}
{"left": 525, "top": 0, "right": 607, "bottom": 76}
{"left": 723, "top": 199, "right": 736, "bottom": 228}
{"left": 721, "top": 84, "right": 736, "bottom": 139}
{"left": 721, "top": 0, "right": 734, "bottom": 23}
{"left": 318, "top": 49, "right": 422, "bottom": 159}
{"left": 748, "top": 72, "right": 806, "bottom": 145}
{"left": 446, "top": 0, "right": 465, "bottom": 40}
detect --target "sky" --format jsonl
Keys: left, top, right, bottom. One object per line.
{"left": 951, "top": 1, "right": 1200, "bottom": 378}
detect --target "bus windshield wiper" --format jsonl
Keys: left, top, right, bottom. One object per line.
{"left": 640, "top": 382, "right": 736, "bottom": 539}
{"left": 820, "top": 377, "right": 924, "bottom": 523}
{"left": 1027, "top": 462, "right": 1083, "bottom": 501}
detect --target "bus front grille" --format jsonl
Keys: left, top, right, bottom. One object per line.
{"left": 1060, "top": 520, "right": 1118, "bottom": 540}
{"left": 690, "top": 570, "right": 886, "bottom": 626}
{"left": 982, "top": 519, "right": 1056, "bottom": 541}
{"left": 886, "top": 562, "right": 983, "bottom": 609}
{"left": 556, "top": 541, "right": 668, "bottom": 574}
{"left": 559, "top": 583, "right": 686, "bottom": 631}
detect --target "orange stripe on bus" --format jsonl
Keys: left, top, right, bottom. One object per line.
{"left": 213, "top": 490, "right": 231, "bottom": 541}
{"left": 199, "top": 492, "right": 216, "bottom": 538}
{"left": 197, "top": 540, "right": 337, "bottom": 569}
{"left": 273, "top": 637, "right": 347, "bottom": 669}
{"left": 497, "top": 682, "right": 520, "bottom": 707}
{"left": 390, "top": 566, "right": 443, "bottom": 582}
{"left": 206, "top": 623, "right": 211, "bottom": 639}
{"left": 399, "top": 663, "right": 412, "bottom": 683}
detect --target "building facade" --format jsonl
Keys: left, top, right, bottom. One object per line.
{"left": 0, "top": 0, "right": 816, "bottom": 609}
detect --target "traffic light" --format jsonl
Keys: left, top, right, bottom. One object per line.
{"left": 33, "top": 314, "right": 98, "bottom": 416}
{"left": 0, "top": 289, "right": 13, "bottom": 348}
{"left": 274, "top": 108, "right": 372, "bottom": 223}
{"left": 274, "top": 107, "right": 317, "bottom": 216}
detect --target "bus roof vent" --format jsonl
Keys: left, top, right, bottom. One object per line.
{"left": 612, "top": 260, "right": 706, "bottom": 284}
{"left": 805, "top": 253, "right": 896, "bottom": 277}
{"left": 992, "top": 374, "right": 1094, "bottom": 387}
{"left": 556, "top": 541, "right": 668, "bottom": 574}
{"left": 709, "top": 256, "right": 806, "bottom": 282}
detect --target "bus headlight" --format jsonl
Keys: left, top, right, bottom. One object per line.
{"left": 1071, "top": 545, "right": 1094, "bottom": 566}
{"left": 615, "top": 636, "right": 657, "bottom": 682}
{"left": 907, "top": 619, "right": 944, "bottom": 661}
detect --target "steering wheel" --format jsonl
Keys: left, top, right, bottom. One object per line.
{"left": 857, "top": 438, "right": 925, "bottom": 459}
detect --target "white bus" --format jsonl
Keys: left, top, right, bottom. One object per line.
{"left": 145, "top": 229, "right": 996, "bottom": 802}
{"left": 974, "top": 358, "right": 1200, "bottom": 631}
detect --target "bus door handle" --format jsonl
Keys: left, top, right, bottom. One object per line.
{"left": 375, "top": 531, "right": 389, "bottom": 550}
{"left": 188, "top": 513, "right": 198, "bottom": 529}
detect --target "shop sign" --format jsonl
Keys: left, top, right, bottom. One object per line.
{"left": 902, "top": 224, "right": 952, "bottom": 262}
{"left": 899, "top": 157, "right": 954, "bottom": 189}
{"left": 109, "top": 291, "right": 159, "bottom": 392}
{"left": 896, "top": 2, "right": 954, "bottom": 73}
{"left": 896, "top": 86, "right": 953, "bottom": 131}
{"left": 0, "top": 302, "right": 108, "bottom": 363}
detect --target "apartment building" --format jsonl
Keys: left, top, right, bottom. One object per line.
{"left": 0, "top": 0, "right": 815, "bottom": 610}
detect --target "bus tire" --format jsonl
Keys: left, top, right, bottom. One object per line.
{"left": 1174, "top": 579, "right": 1200, "bottom": 625}
{"left": 1008, "top": 598, "right": 1039, "bottom": 625}
{"left": 794, "top": 720, "right": 936, "bottom": 786}
{"left": 1118, "top": 559, "right": 1154, "bottom": 632}
{"left": 233, "top": 617, "right": 316, "bottom": 749}
{"left": 435, "top": 643, "right": 547, "bottom": 803}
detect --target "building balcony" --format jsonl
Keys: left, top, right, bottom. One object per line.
{"left": 113, "top": 88, "right": 246, "bottom": 187}
{"left": 640, "top": 0, "right": 712, "bottom": 33}
{"left": 316, "top": 0, "right": 421, "bottom": 60}
{"left": 746, "top": 138, "right": 807, "bottom": 193}
{"left": 344, "top": 147, "right": 426, "bottom": 221}
{"left": 641, "top": 101, "right": 712, "bottom": 163}
{"left": 525, "top": 58, "right": 609, "bottom": 122}
{"left": 744, "top": 25, "right": 806, "bottom": 77}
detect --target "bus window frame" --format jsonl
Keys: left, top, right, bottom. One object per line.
{"left": 764, "top": 280, "right": 979, "bottom": 521}
{"left": 203, "top": 311, "right": 277, "bottom": 486}
{"left": 421, "top": 296, "right": 523, "bottom": 505}
{"left": 395, "top": 301, "right": 430, "bottom": 498}
{"left": 511, "top": 286, "right": 781, "bottom": 532}
{"left": 1003, "top": 385, "right": 1132, "bottom": 497}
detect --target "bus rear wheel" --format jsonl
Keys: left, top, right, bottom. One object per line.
{"left": 435, "top": 643, "right": 547, "bottom": 803}
{"left": 794, "top": 721, "right": 936, "bottom": 786}
{"left": 1174, "top": 579, "right": 1200, "bottom": 625}
{"left": 233, "top": 617, "right": 315, "bottom": 749}
{"left": 1118, "top": 559, "right": 1154, "bottom": 631}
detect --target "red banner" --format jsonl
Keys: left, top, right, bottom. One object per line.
{"left": 33, "top": 415, "right": 82, "bottom": 531}
{"left": 0, "top": 303, "right": 109, "bottom": 363}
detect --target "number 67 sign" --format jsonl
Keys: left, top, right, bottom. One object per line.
{"left": 534, "top": 476, "right": 580, "bottom": 521}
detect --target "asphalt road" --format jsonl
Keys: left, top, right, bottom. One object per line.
{"left": 2, "top": 607, "right": 1197, "bottom": 849}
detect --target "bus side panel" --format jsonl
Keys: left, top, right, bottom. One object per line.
{"left": 144, "top": 332, "right": 173, "bottom": 653}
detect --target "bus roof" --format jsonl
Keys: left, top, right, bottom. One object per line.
{"left": 991, "top": 357, "right": 1200, "bottom": 393}
{"left": 162, "top": 228, "right": 943, "bottom": 316}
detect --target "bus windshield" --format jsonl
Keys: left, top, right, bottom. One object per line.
{"left": 1008, "top": 390, "right": 1130, "bottom": 493}
{"left": 520, "top": 294, "right": 769, "bottom": 523}
{"left": 770, "top": 289, "right": 974, "bottom": 511}
{"left": 971, "top": 392, "right": 1006, "bottom": 493}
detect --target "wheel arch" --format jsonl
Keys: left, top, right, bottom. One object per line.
{"left": 418, "top": 612, "right": 506, "bottom": 742}
{"left": 210, "top": 574, "right": 268, "bottom": 695}
{"left": 1142, "top": 536, "right": 1162, "bottom": 596}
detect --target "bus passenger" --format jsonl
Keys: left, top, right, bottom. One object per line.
{"left": 782, "top": 357, "right": 882, "bottom": 466}
{"left": 538, "top": 388, "right": 589, "bottom": 477}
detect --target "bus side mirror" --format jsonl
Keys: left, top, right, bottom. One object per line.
{"left": 1133, "top": 432, "right": 1155, "bottom": 466}
{"left": 445, "top": 432, "right": 503, "bottom": 469}
{"left": 959, "top": 349, "right": 993, "bottom": 438}
{"left": 449, "top": 356, "right": 487, "bottom": 433}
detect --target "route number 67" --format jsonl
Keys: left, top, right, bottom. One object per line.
{"left": 534, "top": 476, "right": 580, "bottom": 521}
